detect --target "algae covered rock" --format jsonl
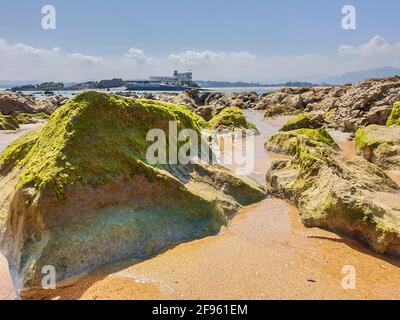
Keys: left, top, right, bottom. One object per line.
{"left": 265, "top": 128, "right": 339, "bottom": 156}
{"left": 280, "top": 113, "right": 324, "bottom": 131}
{"left": 0, "top": 92, "right": 266, "bottom": 294}
{"left": 208, "top": 107, "right": 258, "bottom": 133}
{"left": 15, "top": 113, "right": 49, "bottom": 125}
{"left": 267, "top": 127, "right": 400, "bottom": 256}
{"left": 0, "top": 114, "right": 19, "bottom": 130}
{"left": 356, "top": 124, "right": 400, "bottom": 169}
{"left": 386, "top": 102, "right": 400, "bottom": 126}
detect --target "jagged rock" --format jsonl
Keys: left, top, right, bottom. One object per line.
{"left": 266, "top": 128, "right": 400, "bottom": 256}
{"left": 356, "top": 124, "right": 400, "bottom": 169}
{"left": 331, "top": 77, "right": 400, "bottom": 131}
{"left": 0, "top": 92, "right": 265, "bottom": 294}
{"left": 0, "top": 92, "right": 66, "bottom": 116}
{"left": 366, "top": 106, "right": 392, "bottom": 125}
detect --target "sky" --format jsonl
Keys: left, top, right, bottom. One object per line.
{"left": 0, "top": 0, "right": 400, "bottom": 82}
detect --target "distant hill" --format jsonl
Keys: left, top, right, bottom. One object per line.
{"left": 322, "top": 67, "right": 400, "bottom": 85}
{"left": 0, "top": 80, "right": 41, "bottom": 89}
{"left": 196, "top": 80, "right": 320, "bottom": 88}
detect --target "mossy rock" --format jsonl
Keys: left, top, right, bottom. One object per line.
{"left": 15, "top": 112, "right": 49, "bottom": 125}
{"left": 356, "top": 124, "right": 400, "bottom": 169}
{"left": 265, "top": 128, "right": 339, "bottom": 156}
{"left": 387, "top": 102, "right": 400, "bottom": 126}
{"left": 208, "top": 107, "right": 258, "bottom": 133}
{"left": 280, "top": 113, "right": 324, "bottom": 131}
{"left": 0, "top": 91, "right": 266, "bottom": 293}
{"left": 264, "top": 104, "right": 301, "bottom": 118}
{"left": 0, "top": 114, "right": 19, "bottom": 130}
{"left": 267, "top": 125, "right": 400, "bottom": 257}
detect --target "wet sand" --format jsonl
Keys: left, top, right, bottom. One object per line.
{"left": 2, "top": 114, "right": 400, "bottom": 300}
{"left": 40, "top": 199, "right": 400, "bottom": 300}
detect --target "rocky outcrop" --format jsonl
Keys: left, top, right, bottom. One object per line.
{"left": 265, "top": 128, "right": 339, "bottom": 155}
{"left": 0, "top": 92, "right": 266, "bottom": 295}
{"left": 280, "top": 113, "right": 324, "bottom": 131}
{"left": 208, "top": 107, "right": 258, "bottom": 133}
{"left": 0, "top": 114, "right": 19, "bottom": 130}
{"left": 331, "top": 78, "right": 400, "bottom": 131}
{"left": 115, "top": 78, "right": 400, "bottom": 134}
{"left": 0, "top": 92, "right": 67, "bottom": 116}
{"left": 356, "top": 125, "right": 400, "bottom": 170}
{"left": 266, "top": 128, "right": 400, "bottom": 256}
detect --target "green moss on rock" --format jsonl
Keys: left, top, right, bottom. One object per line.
{"left": 15, "top": 113, "right": 49, "bottom": 124}
{"left": 356, "top": 124, "right": 400, "bottom": 169}
{"left": 387, "top": 102, "right": 400, "bottom": 126}
{"left": 208, "top": 107, "right": 258, "bottom": 132}
{"left": 265, "top": 128, "right": 338, "bottom": 156}
{"left": 281, "top": 113, "right": 324, "bottom": 131}
{"left": 2, "top": 91, "right": 208, "bottom": 199}
{"left": 0, "top": 114, "right": 19, "bottom": 130}
{"left": 0, "top": 92, "right": 267, "bottom": 292}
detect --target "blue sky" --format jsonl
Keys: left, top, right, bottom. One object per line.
{"left": 1, "top": 0, "right": 399, "bottom": 82}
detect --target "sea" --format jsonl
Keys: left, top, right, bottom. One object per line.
{"left": 0, "top": 87, "right": 279, "bottom": 100}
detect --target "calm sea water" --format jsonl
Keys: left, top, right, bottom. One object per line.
{"left": 0, "top": 87, "right": 278, "bottom": 100}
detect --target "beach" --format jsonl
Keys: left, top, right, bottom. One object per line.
{"left": 1, "top": 110, "right": 398, "bottom": 300}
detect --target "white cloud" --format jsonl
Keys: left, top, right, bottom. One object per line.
{"left": 125, "top": 48, "right": 151, "bottom": 64}
{"left": 1, "top": 36, "right": 400, "bottom": 83}
{"left": 339, "top": 35, "right": 400, "bottom": 56}
{"left": 168, "top": 50, "right": 255, "bottom": 67}
{"left": 67, "top": 53, "right": 103, "bottom": 64}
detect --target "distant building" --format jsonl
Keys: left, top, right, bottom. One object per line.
{"left": 125, "top": 70, "right": 198, "bottom": 91}
{"left": 150, "top": 70, "right": 193, "bottom": 84}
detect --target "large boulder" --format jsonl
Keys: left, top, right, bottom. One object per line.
{"left": 280, "top": 113, "right": 324, "bottom": 131}
{"left": 0, "top": 92, "right": 265, "bottom": 295}
{"left": 208, "top": 107, "right": 258, "bottom": 133}
{"left": 265, "top": 128, "right": 339, "bottom": 155}
{"left": 266, "top": 128, "right": 400, "bottom": 256}
{"left": 356, "top": 125, "right": 400, "bottom": 169}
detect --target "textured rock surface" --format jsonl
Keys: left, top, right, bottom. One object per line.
{"left": 356, "top": 124, "right": 400, "bottom": 169}
{"left": 0, "top": 92, "right": 67, "bottom": 116}
{"left": 0, "top": 92, "right": 266, "bottom": 294}
{"left": 280, "top": 113, "right": 324, "bottom": 131}
{"left": 0, "top": 114, "right": 19, "bottom": 130}
{"left": 266, "top": 128, "right": 400, "bottom": 256}
{"left": 387, "top": 102, "right": 400, "bottom": 126}
{"left": 208, "top": 107, "right": 258, "bottom": 133}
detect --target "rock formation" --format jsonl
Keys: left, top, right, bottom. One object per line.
{"left": 266, "top": 128, "right": 400, "bottom": 256}
{"left": 208, "top": 107, "right": 258, "bottom": 133}
{"left": 0, "top": 92, "right": 67, "bottom": 116}
{"left": 0, "top": 92, "right": 265, "bottom": 295}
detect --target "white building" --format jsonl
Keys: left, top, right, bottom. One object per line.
{"left": 150, "top": 70, "right": 192, "bottom": 84}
